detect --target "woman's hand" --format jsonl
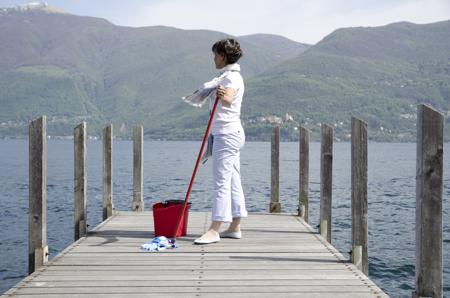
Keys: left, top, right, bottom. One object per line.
{"left": 216, "top": 85, "right": 226, "bottom": 99}
{"left": 217, "top": 85, "right": 235, "bottom": 108}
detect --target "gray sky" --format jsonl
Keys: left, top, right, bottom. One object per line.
{"left": 1, "top": 0, "right": 449, "bottom": 43}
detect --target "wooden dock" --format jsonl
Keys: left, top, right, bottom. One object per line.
{"left": 4, "top": 103, "right": 444, "bottom": 297}
{"left": 3, "top": 211, "right": 388, "bottom": 298}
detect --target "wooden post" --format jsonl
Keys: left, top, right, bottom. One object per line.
{"left": 29, "top": 116, "right": 48, "bottom": 274}
{"left": 320, "top": 124, "right": 333, "bottom": 243}
{"left": 351, "top": 117, "right": 368, "bottom": 275}
{"left": 299, "top": 126, "right": 309, "bottom": 222}
{"left": 132, "top": 125, "right": 144, "bottom": 212}
{"left": 74, "top": 122, "right": 87, "bottom": 241}
{"left": 103, "top": 125, "right": 113, "bottom": 221}
{"left": 270, "top": 125, "right": 281, "bottom": 213}
{"left": 413, "top": 104, "right": 443, "bottom": 298}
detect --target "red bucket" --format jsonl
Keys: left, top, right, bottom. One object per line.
{"left": 152, "top": 200, "right": 192, "bottom": 237}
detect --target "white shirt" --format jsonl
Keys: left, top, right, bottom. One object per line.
{"left": 211, "top": 63, "right": 244, "bottom": 135}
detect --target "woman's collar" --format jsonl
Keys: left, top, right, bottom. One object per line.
{"left": 222, "top": 63, "right": 240, "bottom": 72}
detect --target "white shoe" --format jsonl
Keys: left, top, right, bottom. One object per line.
{"left": 219, "top": 230, "right": 242, "bottom": 239}
{"left": 194, "top": 232, "right": 220, "bottom": 245}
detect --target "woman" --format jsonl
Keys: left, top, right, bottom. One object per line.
{"left": 194, "top": 38, "right": 247, "bottom": 244}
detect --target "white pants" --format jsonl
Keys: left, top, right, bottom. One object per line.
{"left": 211, "top": 130, "right": 248, "bottom": 222}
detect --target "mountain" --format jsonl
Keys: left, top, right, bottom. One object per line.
{"left": 238, "top": 34, "right": 310, "bottom": 59}
{"left": 0, "top": 5, "right": 310, "bottom": 138}
{"left": 0, "top": 4, "right": 449, "bottom": 141}
{"left": 242, "top": 21, "right": 450, "bottom": 141}
{"left": 0, "top": 2, "right": 65, "bottom": 14}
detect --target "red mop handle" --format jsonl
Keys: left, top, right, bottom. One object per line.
{"left": 173, "top": 95, "right": 221, "bottom": 238}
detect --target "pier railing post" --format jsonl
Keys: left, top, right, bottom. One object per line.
{"left": 270, "top": 125, "right": 281, "bottom": 213}
{"left": 320, "top": 123, "right": 333, "bottom": 243}
{"left": 299, "top": 126, "right": 310, "bottom": 222}
{"left": 351, "top": 117, "right": 368, "bottom": 275}
{"left": 413, "top": 104, "right": 443, "bottom": 298}
{"left": 74, "top": 122, "right": 87, "bottom": 240}
{"left": 103, "top": 125, "right": 114, "bottom": 221}
{"left": 29, "top": 116, "right": 48, "bottom": 274}
{"left": 132, "top": 125, "right": 144, "bottom": 212}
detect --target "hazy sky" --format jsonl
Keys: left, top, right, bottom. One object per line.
{"left": 1, "top": 0, "right": 449, "bottom": 43}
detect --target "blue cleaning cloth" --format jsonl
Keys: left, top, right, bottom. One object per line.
{"left": 140, "top": 236, "right": 177, "bottom": 252}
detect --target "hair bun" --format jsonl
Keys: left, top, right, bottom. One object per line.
{"left": 212, "top": 38, "right": 243, "bottom": 64}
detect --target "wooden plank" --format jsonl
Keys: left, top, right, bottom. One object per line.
{"left": 28, "top": 116, "right": 48, "bottom": 274}
{"left": 27, "top": 274, "right": 370, "bottom": 282}
{"left": 16, "top": 279, "right": 375, "bottom": 287}
{"left": 270, "top": 125, "right": 281, "bottom": 213}
{"left": 103, "top": 125, "right": 113, "bottom": 220}
{"left": 45, "top": 264, "right": 352, "bottom": 270}
{"left": 77, "top": 241, "right": 339, "bottom": 247}
{"left": 0, "top": 294, "right": 386, "bottom": 298}
{"left": 11, "top": 285, "right": 377, "bottom": 294}
{"left": 56, "top": 257, "right": 340, "bottom": 265}
{"left": 79, "top": 238, "right": 332, "bottom": 244}
{"left": 67, "top": 246, "right": 333, "bottom": 253}
{"left": 54, "top": 252, "right": 343, "bottom": 260}
{"left": 40, "top": 270, "right": 360, "bottom": 277}
{"left": 413, "top": 104, "right": 444, "bottom": 298}
{"left": 320, "top": 124, "right": 333, "bottom": 243}
{"left": 299, "top": 126, "right": 309, "bottom": 222}
{"left": 132, "top": 125, "right": 144, "bottom": 212}
{"left": 74, "top": 122, "right": 87, "bottom": 241}
{"left": 0, "top": 293, "right": 385, "bottom": 298}
{"left": 351, "top": 117, "right": 368, "bottom": 275}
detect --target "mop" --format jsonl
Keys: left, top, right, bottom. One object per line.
{"left": 141, "top": 93, "right": 220, "bottom": 251}
{"left": 171, "top": 94, "right": 220, "bottom": 242}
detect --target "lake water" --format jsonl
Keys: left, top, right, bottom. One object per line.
{"left": 0, "top": 139, "right": 449, "bottom": 297}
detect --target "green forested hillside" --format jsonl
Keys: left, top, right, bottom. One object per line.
{"left": 0, "top": 8, "right": 309, "bottom": 138}
{"left": 0, "top": 7, "right": 448, "bottom": 141}
{"left": 242, "top": 21, "right": 450, "bottom": 141}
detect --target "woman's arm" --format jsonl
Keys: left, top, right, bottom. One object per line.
{"left": 216, "top": 85, "right": 236, "bottom": 108}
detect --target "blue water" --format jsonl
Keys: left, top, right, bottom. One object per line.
{"left": 0, "top": 139, "right": 449, "bottom": 297}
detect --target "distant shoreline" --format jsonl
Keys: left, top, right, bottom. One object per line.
{"left": 3, "top": 136, "right": 448, "bottom": 143}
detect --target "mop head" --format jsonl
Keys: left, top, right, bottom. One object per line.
{"left": 181, "top": 63, "right": 240, "bottom": 108}
{"left": 181, "top": 78, "right": 220, "bottom": 108}
{"left": 140, "top": 236, "right": 178, "bottom": 252}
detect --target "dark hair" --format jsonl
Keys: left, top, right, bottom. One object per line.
{"left": 212, "top": 38, "right": 243, "bottom": 64}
